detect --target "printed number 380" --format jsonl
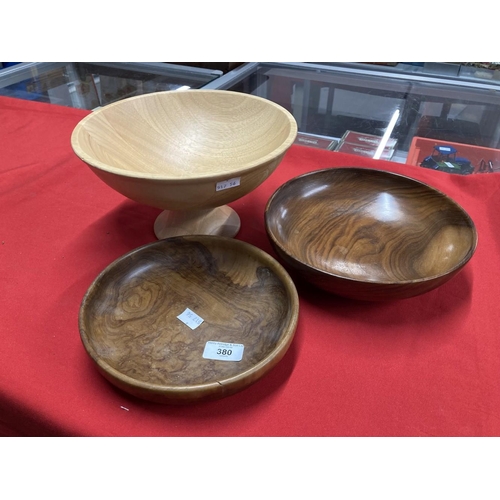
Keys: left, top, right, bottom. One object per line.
{"left": 217, "top": 348, "right": 232, "bottom": 356}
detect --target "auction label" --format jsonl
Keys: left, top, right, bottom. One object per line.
{"left": 216, "top": 177, "right": 240, "bottom": 191}
{"left": 177, "top": 308, "right": 204, "bottom": 330}
{"left": 203, "top": 341, "right": 244, "bottom": 361}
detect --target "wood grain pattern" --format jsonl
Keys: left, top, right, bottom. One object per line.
{"left": 79, "top": 236, "right": 299, "bottom": 403}
{"left": 71, "top": 90, "right": 297, "bottom": 212}
{"left": 153, "top": 206, "right": 241, "bottom": 239}
{"left": 265, "top": 168, "right": 477, "bottom": 301}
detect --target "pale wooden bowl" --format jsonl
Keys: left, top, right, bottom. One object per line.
{"left": 265, "top": 167, "right": 478, "bottom": 301}
{"left": 71, "top": 90, "right": 297, "bottom": 239}
{"left": 79, "top": 236, "right": 299, "bottom": 404}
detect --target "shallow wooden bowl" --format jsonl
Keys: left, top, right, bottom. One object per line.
{"left": 79, "top": 236, "right": 299, "bottom": 404}
{"left": 265, "top": 167, "right": 477, "bottom": 301}
{"left": 71, "top": 90, "right": 297, "bottom": 239}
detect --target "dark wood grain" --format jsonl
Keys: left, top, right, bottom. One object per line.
{"left": 79, "top": 236, "right": 299, "bottom": 403}
{"left": 265, "top": 167, "right": 477, "bottom": 301}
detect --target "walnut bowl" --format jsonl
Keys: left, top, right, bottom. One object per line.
{"left": 79, "top": 235, "right": 299, "bottom": 404}
{"left": 71, "top": 89, "right": 297, "bottom": 239}
{"left": 265, "top": 167, "right": 478, "bottom": 301}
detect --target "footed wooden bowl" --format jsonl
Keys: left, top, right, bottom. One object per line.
{"left": 79, "top": 236, "right": 299, "bottom": 404}
{"left": 265, "top": 167, "right": 477, "bottom": 301}
{"left": 71, "top": 90, "right": 297, "bottom": 239}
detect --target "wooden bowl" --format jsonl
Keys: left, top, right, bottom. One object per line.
{"left": 71, "top": 90, "right": 297, "bottom": 239}
{"left": 79, "top": 236, "right": 299, "bottom": 404}
{"left": 265, "top": 167, "right": 477, "bottom": 301}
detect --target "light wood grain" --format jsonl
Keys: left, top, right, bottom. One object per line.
{"left": 153, "top": 206, "right": 241, "bottom": 239}
{"left": 265, "top": 167, "right": 478, "bottom": 301}
{"left": 71, "top": 90, "right": 297, "bottom": 212}
{"left": 79, "top": 236, "right": 299, "bottom": 403}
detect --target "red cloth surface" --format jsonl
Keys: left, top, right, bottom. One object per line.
{"left": 1, "top": 95, "right": 500, "bottom": 437}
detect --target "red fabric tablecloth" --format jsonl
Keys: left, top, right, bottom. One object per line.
{"left": 1, "top": 96, "right": 500, "bottom": 437}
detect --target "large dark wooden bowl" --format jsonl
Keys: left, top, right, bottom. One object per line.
{"left": 79, "top": 236, "right": 299, "bottom": 404}
{"left": 265, "top": 167, "right": 477, "bottom": 301}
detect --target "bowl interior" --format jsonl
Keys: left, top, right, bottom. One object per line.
{"left": 79, "top": 236, "right": 298, "bottom": 401}
{"left": 266, "top": 168, "right": 477, "bottom": 284}
{"left": 71, "top": 90, "right": 297, "bottom": 179}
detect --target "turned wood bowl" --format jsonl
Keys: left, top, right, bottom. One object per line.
{"left": 265, "top": 167, "right": 477, "bottom": 301}
{"left": 71, "top": 89, "right": 297, "bottom": 239}
{"left": 79, "top": 236, "right": 299, "bottom": 404}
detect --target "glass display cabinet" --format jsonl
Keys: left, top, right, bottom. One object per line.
{"left": 0, "top": 62, "right": 222, "bottom": 110}
{"left": 205, "top": 62, "right": 500, "bottom": 172}
{"left": 3, "top": 61, "right": 500, "bottom": 172}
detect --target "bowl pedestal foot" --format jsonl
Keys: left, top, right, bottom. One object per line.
{"left": 154, "top": 206, "right": 241, "bottom": 239}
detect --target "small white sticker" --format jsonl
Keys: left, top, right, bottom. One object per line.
{"left": 202, "top": 341, "right": 244, "bottom": 361}
{"left": 216, "top": 177, "right": 241, "bottom": 191}
{"left": 177, "top": 308, "right": 204, "bottom": 330}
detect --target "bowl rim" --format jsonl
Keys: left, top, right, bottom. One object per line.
{"left": 70, "top": 89, "right": 298, "bottom": 182}
{"left": 78, "top": 235, "right": 299, "bottom": 398}
{"left": 265, "top": 166, "right": 478, "bottom": 286}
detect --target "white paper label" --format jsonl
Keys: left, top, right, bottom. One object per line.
{"left": 177, "top": 308, "right": 204, "bottom": 330}
{"left": 202, "top": 341, "right": 244, "bottom": 361}
{"left": 216, "top": 177, "right": 241, "bottom": 191}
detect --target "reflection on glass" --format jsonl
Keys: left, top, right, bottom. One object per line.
{"left": 373, "top": 109, "right": 400, "bottom": 159}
